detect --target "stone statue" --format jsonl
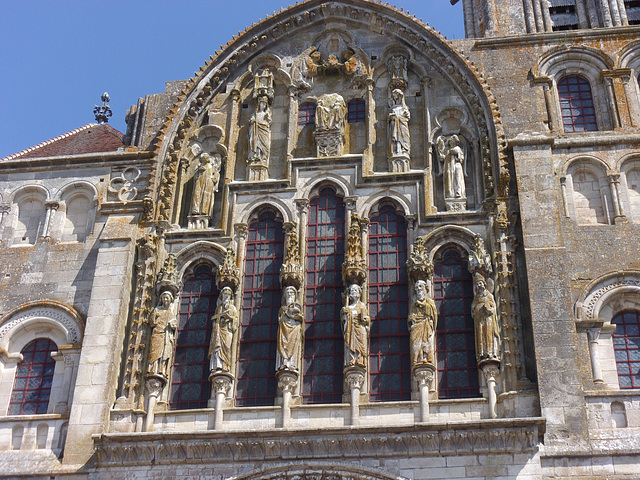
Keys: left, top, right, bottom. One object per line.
{"left": 388, "top": 89, "right": 411, "bottom": 158}
{"left": 147, "top": 291, "right": 178, "bottom": 377}
{"left": 209, "top": 286, "right": 238, "bottom": 372}
{"left": 408, "top": 280, "right": 438, "bottom": 367}
{"left": 315, "top": 93, "right": 347, "bottom": 131}
{"left": 249, "top": 97, "right": 272, "bottom": 164}
{"left": 190, "top": 146, "right": 221, "bottom": 217}
{"left": 471, "top": 274, "right": 501, "bottom": 361}
{"left": 437, "top": 134, "right": 466, "bottom": 200}
{"left": 341, "top": 284, "right": 370, "bottom": 368}
{"left": 388, "top": 54, "right": 408, "bottom": 88}
{"left": 468, "top": 235, "right": 492, "bottom": 279}
{"left": 276, "top": 286, "right": 303, "bottom": 372}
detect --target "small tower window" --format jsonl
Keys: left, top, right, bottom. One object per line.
{"left": 625, "top": 0, "right": 640, "bottom": 25}
{"left": 557, "top": 75, "right": 598, "bottom": 132}
{"left": 549, "top": 0, "right": 579, "bottom": 31}
{"left": 298, "top": 102, "right": 316, "bottom": 126}
{"left": 347, "top": 99, "right": 366, "bottom": 124}
{"left": 612, "top": 310, "right": 640, "bottom": 389}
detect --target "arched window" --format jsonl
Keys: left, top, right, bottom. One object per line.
{"left": 347, "top": 99, "right": 366, "bottom": 124}
{"left": 62, "top": 194, "right": 92, "bottom": 242}
{"left": 433, "top": 249, "right": 479, "bottom": 399}
{"left": 368, "top": 205, "right": 410, "bottom": 401}
{"left": 169, "top": 265, "right": 218, "bottom": 410}
{"left": 298, "top": 102, "right": 316, "bottom": 126}
{"left": 558, "top": 75, "right": 598, "bottom": 132}
{"left": 14, "top": 194, "right": 46, "bottom": 244}
{"left": 236, "top": 211, "right": 284, "bottom": 406}
{"left": 612, "top": 310, "right": 640, "bottom": 389}
{"left": 9, "top": 338, "right": 57, "bottom": 415}
{"left": 303, "top": 187, "right": 345, "bottom": 403}
{"left": 625, "top": 167, "right": 640, "bottom": 221}
{"left": 571, "top": 167, "right": 608, "bottom": 224}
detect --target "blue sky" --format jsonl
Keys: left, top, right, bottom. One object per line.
{"left": 0, "top": 1, "right": 464, "bottom": 158}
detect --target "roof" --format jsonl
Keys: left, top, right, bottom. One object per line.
{"left": 1, "top": 123, "right": 124, "bottom": 161}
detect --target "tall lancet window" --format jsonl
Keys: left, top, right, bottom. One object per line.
{"left": 303, "top": 187, "right": 345, "bottom": 403}
{"left": 434, "top": 249, "right": 479, "bottom": 399}
{"left": 169, "top": 265, "right": 218, "bottom": 410}
{"left": 236, "top": 211, "right": 284, "bottom": 406}
{"left": 368, "top": 205, "right": 411, "bottom": 401}
{"left": 9, "top": 339, "right": 57, "bottom": 415}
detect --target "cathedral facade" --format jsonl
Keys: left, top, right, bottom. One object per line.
{"left": 1, "top": 0, "right": 639, "bottom": 478}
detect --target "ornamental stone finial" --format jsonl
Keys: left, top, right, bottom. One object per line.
{"left": 94, "top": 92, "right": 113, "bottom": 124}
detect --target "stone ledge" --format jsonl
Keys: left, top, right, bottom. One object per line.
{"left": 94, "top": 417, "right": 545, "bottom": 467}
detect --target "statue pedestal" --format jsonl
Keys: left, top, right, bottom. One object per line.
{"left": 143, "top": 374, "right": 167, "bottom": 432}
{"left": 188, "top": 214, "right": 210, "bottom": 229}
{"left": 208, "top": 371, "right": 234, "bottom": 430}
{"left": 314, "top": 128, "right": 344, "bottom": 157}
{"left": 344, "top": 365, "right": 366, "bottom": 425}
{"left": 413, "top": 364, "right": 435, "bottom": 422}
{"left": 388, "top": 154, "right": 410, "bottom": 173}
{"left": 445, "top": 198, "right": 467, "bottom": 212}
{"left": 248, "top": 162, "right": 268, "bottom": 181}
{"left": 277, "top": 369, "right": 299, "bottom": 428}
{"left": 478, "top": 360, "right": 501, "bottom": 419}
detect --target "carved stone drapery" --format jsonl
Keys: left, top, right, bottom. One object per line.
{"left": 209, "top": 286, "right": 238, "bottom": 374}
{"left": 276, "top": 286, "right": 303, "bottom": 373}
{"left": 436, "top": 134, "right": 467, "bottom": 211}
{"left": 408, "top": 279, "right": 438, "bottom": 369}
{"left": 471, "top": 273, "right": 501, "bottom": 365}
{"left": 248, "top": 89, "right": 272, "bottom": 181}
{"left": 468, "top": 235, "right": 493, "bottom": 281}
{"left": 342, "top": 214, "right": 368, "bottom": 286}
{"left": 341, "top": 284, "right": 370, "bottom": 370}
{"left": 388, "top": 88, "right": 411, "bottom": 172}
{"left": 146, "top": 291, "right": 178, "bottom": 378}
{"left": 279, "top": 222, "right": 303, "bottom": 288}
{"left": 314, "top": 93, "right": 347, "bottom": 157}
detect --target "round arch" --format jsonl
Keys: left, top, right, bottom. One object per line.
{"left": 422, "top": 225, "right": 478, "bottom": 263}
{"left": 577, "top": 271, "right": 640, "bottom": 324}
{"left": 231, "top": 464, "right": 407, "bottom": 480}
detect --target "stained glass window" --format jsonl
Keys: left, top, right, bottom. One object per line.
{"left": 558, "top": 75, "right": 598, "bottom": 132}
{"left": 9, "top": 339, "right": 57, "bottom": 415}
{"left": 612, "top": 310, "right": 640, "bottom": 389}
{"left": 298, "top": 102, "right": 317, "bottom": 126}
{"left": 348, "top": 99, "right": 366, "bottom": 123}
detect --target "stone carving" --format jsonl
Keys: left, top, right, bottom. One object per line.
{"left": 314, "top": 93, "right": 347, "bottom": 157}
{"left": 342, "top": 214, "right": 367, "bottom": 285}
{"left": 406, "top": 237, "right": 433, "bottom": 282}
{"left": 468, "top": 235, "right": 493, "bottom": 280}
{"left": 341, "top": 284, "right": 370, "bottom": 368}
{"left": 209, "top": 286, "right": 238, "bottom": 373}
{"left": 147, "top": 291, "right": 178, "bottom": 377}
{"left": 471, "top": 273, "right": 501, "bottom": 363}
{"left": 387, "top": 54, "right": 409, "bottom": 91}
{"left": 279, "top": 222, "right": 303, "bottom": 288}
{"left": 217, "top": 247, "right": 241, "bottom": 291}
{"left": 109, "top": 166, "right": 142, "bottom": 202}
{"left": 189, "top": 145, "right": 222, "bottom": 220}
{"left": 408, "top": 279, "right": 438, "bottom": 367}
{"left": 276, "top": 286, "right": 303, "bottom": 372}
{"left": 437, "top": 134, "right": 467, "bottom": 211}
{"left": 253, "top": 67, "right": 274, "bottom": 102}
{"left": 0, "top": 307, "right": 83, "bottom": 345}
{"left": 292, "top": 46, "right": 368, "bottom": 90}
{"left": 156, "top": 254, "right": 180, "bottom": 296}
{"left": 581, "top": 277, "right": 640, "bottom": 321}
{"left": 388, "top": 88, "right": 411, "bottom": 172}
{"left": 248, "top": 96, "right": 272, "bottom": 181}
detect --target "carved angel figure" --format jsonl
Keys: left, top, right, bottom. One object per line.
{"left": 388, "top": 89, "right": 411, "bottom": 157}
{"left": 190, "top": 146, "right": 221, "bottom": 217}
{"left": 249, "top": 98, "right": 272, "bottom": 164}
{"left": 437, "top": 134, "right": 466, "bottom": 200}
{"left": 315, "top": 93, "right": 347, "bottom": 130}
{"left": 209, "top": 287, "right": 238, "bottom": 372}
{"left": 276, "top": 286, "right": 304, "bottom": 372}
{"left": 408, "top": 280, "right": 438, "bottom": 367}
{"left": 147, "top": 291, "right": 178, "bottom": 377}
{"left": 341, "top": 284, "right": 370, "bottom": 368}
{"left": 471, "top": 274, "right": 501, "bottom": 361}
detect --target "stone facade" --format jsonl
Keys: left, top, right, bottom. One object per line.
{"left": 1, "top": 1, "right": 640, "bottom": 479}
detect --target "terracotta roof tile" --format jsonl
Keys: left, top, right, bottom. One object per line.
{"left": 1, "top": 123, "right": 124, "bottom": 161}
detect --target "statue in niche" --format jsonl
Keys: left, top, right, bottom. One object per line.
{"left": 248, "top": 97, "right": 272, "bottom": 165}
{"left": 190, "top": 145, "right": 221, "bottom": 217}
{"left": 147, "top": 291, "right": 178, "bottom": 377}
{"left": 254, "top": 68, "right": 274, "bottom": 100}
{"left": 276, "top": 286, "right": 303, "bottom": 372}
{"left": 387, "top": 54, "right": 409, "bottom": 90}
{"left": 437, "top": 134, "right": 467, "bottom": 201}
{"left": 408, "top": 280, "right": 438, "bottom": 367}
{"left": 341, "top": 283, "right": 370, "bottom": 368}
{"left": 316, "top": 93, "right": 347, "bottom": 131}
{"left": 388, "top": 88, "right": 411, "bottom": 159}
{"left": 209, "top": 286, "right": 238, "bottom": 373}
{"left": 471, "top": 273, "right": 501, "bottom": 362}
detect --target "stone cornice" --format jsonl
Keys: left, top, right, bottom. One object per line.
{"left": 94, "top": 417, "right": 544, "bottom": 467}
{"left": 0, "top": 149, "right": 152, "bottom": 172}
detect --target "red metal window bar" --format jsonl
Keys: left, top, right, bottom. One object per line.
{"left": 9, "top": 338, "right": 57, "bottom": 415}
{"left": 613, "top": 310, "right": 640, "bottom": 389}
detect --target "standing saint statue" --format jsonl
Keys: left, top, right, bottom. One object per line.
{"left": 437, "top": 134, "right": 466, "bottom": 200}
{"left": 209, "top": 286, "right": 238, "bottom": 373}
{"left": 190, "top": 147, "right": 221, "bottom": 217}
{"left": 276, "top": 286, "right": 303, "bottom": 372}
{"left": 147, "top": 291, "right": 178, "bottom": 377}
{"left": 341, "top": 284, "right": 370, "bottom": 368}
{"left": 471, "top": 274, "right": 501, "bottom": 361}
{"left": 315, "top": 93, "right": 347, "bottom": 131}
{"left": 408, "top": 280, "right": 438, "bottom": 367}
{"left": 248, "top": 97, "right": 272, "bottom": 164}
{"left": 388, "top": 88, "right": 411, "bottom": 157}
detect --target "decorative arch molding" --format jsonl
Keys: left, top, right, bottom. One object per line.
{"left": 238, "top": 196, "right": 293, "bottom": 225}
{"left": 174, "top": 240, "right": 227, "bottom": 277}
{"left": 10, "top": 185, "right": 49, "bottom": 203}
{"left": 148, "top": 0, "right": 508, "bottom": 225}
{"left": 362, "top": 191, "right": 413, "bottom": 218}
{"left": 301, "top": 174, "right": 353, "bottom": 200}
{"left": 617, "top": 40, "right": 640, "bottom": 70}
{"left": 422, "top": 225, "right": 478, "bottom": 262}
{"left": 57, "top": 181, "right": 99, "bottom": 202}
{"left": 232, "top": 465, "right": 407, "bottom": 480}
{"left": 560, "top": 155, "right": 610, "bottom": 177}
{"left": 535, "top": 45, "right": 615, "bottom": 78}
{"left": 0, "top": 301, "right": 84, "bottom": 351}
{"left": 576, "top": 271, "right": 640, "bottom": 323}
{"left": 616, "top": 152, "right": 640, "bottom": 172}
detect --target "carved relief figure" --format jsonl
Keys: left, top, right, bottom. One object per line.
{"left": 468, "top": 235, "right": 492, "bottom": 279}
{"left": 249, "top": 97, "right": 272, "bottom": 164}
{"left": 209, "top": 286, "right": 238, "bottom": 372}
{"left": 471, "top": 274, "right": 501, "bottom": 361}
{"left": 408, "top": 280, "right": 438, "bottom": 367}
{"left": 388, "top": 89, "right": 411, "bottom": 157}
{"left": 341, "top": 284, "right": 370, "bottom": 368}
{"left": 437, "top": 134, "right": 466, "bottom": 200}
{"left": 315, "top": 93, "right": 347, "bottom": 131}
{"left": 276, "top": 286, "right": 303, "bottom": 372}
{"left": 388, "top": 54, "right": 408, "bottom": 88}
{"left": 190, "top": 146, "right": 221, "bottom": 217}
{"left": 147, "top": 291, "right": 178, "bottom": 377}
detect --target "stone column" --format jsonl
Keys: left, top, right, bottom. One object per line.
{"left": 532, "top": 0, "right": 545, "bottom": 31}
{"left": 295, "top": 199, "right": 309, "bottom": 280}
{"left": 575, "top": 0, "right": 590, "bottom": 27}
{"left": 603, "top": 76, "right": 621, "bottom": 129}
{"left": 608, "top": 173, "right": 626, "bottom": 223}
{"left": 0, "top": 204, "right": 10, "bottom": 230}
{"left": 345, "top": 196, "right": 358, "bottom": 231}
{"left": 210, "top": 372, "right": 233, "bottom": 430}
{"left": 286, "top": 86, "right": 299, "bottom": 163}
{"left": 221, "top": 89, "right": 241, "bottom": 229}
{"left": 522, "top": 0, "right": 536, "bottom": 32}
{"left": 600, "top": 0, "right": 614, "bottom": 26}
{"left": 608, "top": 0, "right": 622, "bottom": 25}
{"left": 462, "top": 0, "right": 477, "bottom": 37}
{"left": 617, "top": 0, "right": 629, "bottom": 25}
{"left": 364, "top": 79, "right": 376, "bottom": 175}
{"left": 587, "top": 328, "right": 604, "bottom": 385}
{"left": 560, "top": 177, "right": 571, "bottom": 218}
{"left": 481, "top": 363, "right": 500, "bottom": 419}
{"left": 536, "top": 78, "right": 557, "bottom": 133}
{"left": 53, "top": 348, "right": 80, "bottom": 414}
{"left": 414, "top": 365, "right": 435, "bottom": 422}
{"left": 540, "top": 0, "right": 553, "bottom": 31}
{"left": 345, "top": 366, "right": 365, "bottom": 426}
{"left": 586, "top": 0, "right": 601, "bottom": 26}
{"left": 42, "top": 201, "right": 59, "bottom": 239}
{"left": 277, "top": 370, "right": 298, "bottom": 428}
{"left": 406, "top": 215, "right": 417, "bottom": 250}
{"left": 143, "top": 375, "right": 166, "bottom": 432}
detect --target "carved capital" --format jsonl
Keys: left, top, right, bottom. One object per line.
{"left": 295, "top": 199, "right": 309, "bottom": 215}
{"left": 234, "top": 223, "right": 248, "bottom": 240}
{"left": 587, "top": 327, "right": 601, "bottom": 343}
{"left": 156, "top": 254, "right": 180, "bottom": 296}
{"left": 413, "top": 364, "right": 436, "bottom": 387}
{"left": 45, "top": 200, "right": 60, "bottom": 211}
{"left": 145, "top": 374, "right": 167, "bottom": 397}
{"left": 210, "top": 372, "right": 233, "bottom": 395}
{"left": 481, "top": 363, "right": 500, "bottom": 382}
{"left": 345, "top": 196, "right": 358, "bottom": 212}
{"left": 0, "top": 204, "right": 11, "bottom": 215}
{"left": 277, "top": 370, "right": 299, "bottom": 393}
{"left": 344, "top": 366, "right": 365, "bottom": 390}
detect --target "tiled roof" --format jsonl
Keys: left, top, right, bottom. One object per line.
{"left": 1, "top": 123, "right": 124, "bottom": 161}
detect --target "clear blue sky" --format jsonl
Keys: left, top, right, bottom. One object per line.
{"left": 0, "top": 0, "right": 464, "bottom": 158}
